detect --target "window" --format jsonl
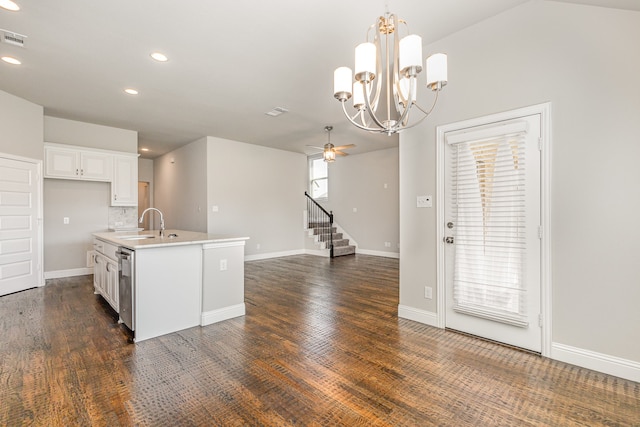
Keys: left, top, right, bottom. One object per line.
{"left": 448, "top": 121, "right": 530, "bottom": 327}
{"left": 308, "top": 155, "right": 328, "bottom": 200}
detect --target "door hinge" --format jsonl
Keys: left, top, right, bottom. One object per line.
{"left": 538, "top": 314, "right": 543, "bottom": 327}
{"left": 538, "top": 226, "right": 543, "bottom": 239}
{"left": 538, "top": 137, "right": 543, "bottom": 151}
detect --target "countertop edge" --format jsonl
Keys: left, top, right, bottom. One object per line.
{"left": 93, "top": 230, "right": 250, "bottom": 250}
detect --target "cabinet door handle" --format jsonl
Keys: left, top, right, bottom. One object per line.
{"left": 80, "top": 169, "right": 84, "bottom": 176}
{"left": 76, "top": 168, "right": 79, "bottom": 175}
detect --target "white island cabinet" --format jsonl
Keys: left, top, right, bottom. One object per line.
{"left": 92, "top": 230, "right": 249, "bottom": 342}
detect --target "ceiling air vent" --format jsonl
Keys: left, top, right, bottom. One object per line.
{"left": 0, "top": 29, "right": 27, "bottom": 48}
{"left": 264, "top": 107, "right": 289, "bottom": 117}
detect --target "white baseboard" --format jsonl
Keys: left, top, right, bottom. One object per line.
{"left": 244, "top": 249, "right": 306, "bottom": 261}
{"left": 44, "top": 267, "right": 93, "bottom": 280}
{"left": 201, "top": 303, "right": 246, "bottom": 326}
{"left": 398, "top": 305, "right": 439, "bottom": 327}
{"left": 357, "top": 249, "right": 400, "bottom": 259}
{"left": 551, "top": 342, "right": 640, "bottom": 383}
{"left": 304, "top": 248, "right": 329, "bottom": 257}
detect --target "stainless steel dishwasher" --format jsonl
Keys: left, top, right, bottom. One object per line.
{"left": 116, "top": 247, "right": 135, "bottom": 332}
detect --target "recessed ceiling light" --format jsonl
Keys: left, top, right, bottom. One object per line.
{"left": 140, "top": 148, "right": 149, "bottom": 152}
{"left": 124, "top": 88, "right": 139, "bottom": 95}
{"left": 0, "top": 0, "right": 20, "bottom": 11}
{"left": 150, "top": 52, "right": 168, "bottom": 62}
{"left": 1, "top": 56, "right": 21, "bottom": 65}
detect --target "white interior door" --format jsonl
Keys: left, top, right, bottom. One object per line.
{"left": 443, "top": 114, "right": 542, "bottom": 352}
{"left": 0, "top": 155, "right": 42, "bottom": 296}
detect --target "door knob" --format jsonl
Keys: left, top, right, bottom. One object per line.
{"left": 447, "top": 222, "right": 454, "bottom": 229}
{"left": 445, "top": 236, "right": 454, "bottom": 244}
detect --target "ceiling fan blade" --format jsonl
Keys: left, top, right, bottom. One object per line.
{"left": 333, "top": 144, "right": 356, "bottom": 151}
{"left": 335, "top": 151, "right": 349, "bottom": 156}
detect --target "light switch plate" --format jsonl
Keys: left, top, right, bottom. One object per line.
{"left": 417, "top": 195, "right": 432, "bottom": 208}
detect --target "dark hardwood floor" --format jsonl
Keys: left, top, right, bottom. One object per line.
{"left": 1, "top": 254, "right": 638, "bottom": 426}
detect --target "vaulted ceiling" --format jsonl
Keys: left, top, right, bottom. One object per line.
{"left": 0, "top": 0, "right": 637, "bottom": 158}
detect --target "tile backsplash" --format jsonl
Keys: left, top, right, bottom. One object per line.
{"left": 108, "top": 207, "right": 139, "bottom": 230}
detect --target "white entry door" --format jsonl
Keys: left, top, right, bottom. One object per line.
{"left": 0, "top": 155, "right": 42, "bottom": 296}
{"left": 442, "top": 113, "right": 542, "bottom": 352}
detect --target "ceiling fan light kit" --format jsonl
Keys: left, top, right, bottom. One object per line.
{"left": 307, "top": 126, "right": 356, "bottom": 163}
{"left": 333, "top": 11, "right": 448, "bottom": 135}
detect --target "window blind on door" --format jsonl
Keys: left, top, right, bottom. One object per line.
{"left": 447, "top": 122, "right": 529, "bottom": 327}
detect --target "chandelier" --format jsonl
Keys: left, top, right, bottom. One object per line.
{"left": 333, "top": 12, "right": 448, "bottom": 135}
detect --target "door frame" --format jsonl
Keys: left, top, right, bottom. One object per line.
{"left": 435, "top": 103, "right": 552, "bottom": 357}
{"left": 0, "top": 152, "right": 45, "bottom": 289}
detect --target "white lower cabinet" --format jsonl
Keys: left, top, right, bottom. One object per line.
{"left": 93, "top": 238, "right": 119, "bottom": 312}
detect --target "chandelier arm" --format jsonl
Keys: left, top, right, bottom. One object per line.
{"left": 369, "top": 30, "right": 383, "bottom": 113}
{"left": 385, "top": 25, "right": 392, "bottom": 125}
{"left": 397, "top": 91, "right": 441, "bottom": 131}
{"left": 413, "top": 89, "right": 440, "bottom": 116}
{"left": 391, "top": 14, "right": 404, "bottom": 119}
{"left": 341, "top": 101, "right": 389, "bottom": 133}
{"left": 363, "top": 83, "right": 389, "bottom": 130}
{"left": 358, "top": 108, "right": 368, "bottom": 128}
{"left": 400, "top": 104, "right": 411, "bottom": 127}
{"left": 396, "top": 76, "right": 418, "bottom": 128}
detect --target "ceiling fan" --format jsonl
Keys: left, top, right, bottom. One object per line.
{"left": 307, "top": 126, "right": 356, "bottom": 162}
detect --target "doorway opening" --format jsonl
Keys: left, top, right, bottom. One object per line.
{"left": 138, "top": 182, "right": 152, "bottom": 230}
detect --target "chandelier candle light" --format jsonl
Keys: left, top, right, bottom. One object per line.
{"left": 333, "top": 12, "right": 448, "bottom": 135}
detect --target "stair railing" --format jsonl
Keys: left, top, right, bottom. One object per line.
{"left": 304, "top": 191, "right": 334, "bottom": 258}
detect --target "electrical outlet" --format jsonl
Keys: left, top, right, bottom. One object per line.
{"left": 424, "top": 286, "right": 433, "bottom": 299}
{"left": 220, "top": 259, "right": 228, "bottom": 271}
{"left": 63, "top": 217, "right": 70, "bottom": 224}
{"left": 384, "top": 242, "right": 391, "bottom": 248}
{"left": 256, "top": 243, "right": 261, "bottom": 250}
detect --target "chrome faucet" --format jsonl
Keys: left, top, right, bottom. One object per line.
{"left": 139, "top": 208, "right": 165, "bottom": 237}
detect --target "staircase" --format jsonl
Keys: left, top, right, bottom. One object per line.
{"left": 308, "top": 222, "right": 356, "bottom": 257}
{"left": 305, "top": 191, "right": 356, "bottom": 258}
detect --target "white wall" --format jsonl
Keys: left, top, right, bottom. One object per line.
{"left": 315, "top": 147, "right": 399, "bottom": 256}
{"left": 138, "top": 158, "right": 154, "bottom": 183}
{"left": 43, "top": 180, "right": 110, "bottom": 271}
{"left": 399, "top": 1, "right": 640, "bottom": 366}
{"left": 206, "top": 137, "right": 307, "bottom": 257}
{"left": 44, "top": 116, "right": 137, "bottom": 153}
{"left": 0, "top": 90, "right": 43, "bottom": 160}
{"left": 154, "top": 138, "right": 208, "bottom": 232}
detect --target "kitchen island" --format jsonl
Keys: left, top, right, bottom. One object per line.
{"left": 93, "top": 229, "right": 249, "bottom": 342}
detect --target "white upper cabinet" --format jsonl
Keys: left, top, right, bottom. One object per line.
{"left": 44, "top": 143, "right": 139, "bottom": 206}
{"left": 45, "top": 145, "right": 112, "bottom": 181}
{"left": 111, "top": 154, "right": 138, "bottom": 206}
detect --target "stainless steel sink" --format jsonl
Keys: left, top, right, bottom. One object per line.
{"left": 118, "top": 234, "right": 156, "bottom": 240}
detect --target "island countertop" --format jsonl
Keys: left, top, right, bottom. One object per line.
{"left": 93, "top": 229, "right": 249, "bottom": 250}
